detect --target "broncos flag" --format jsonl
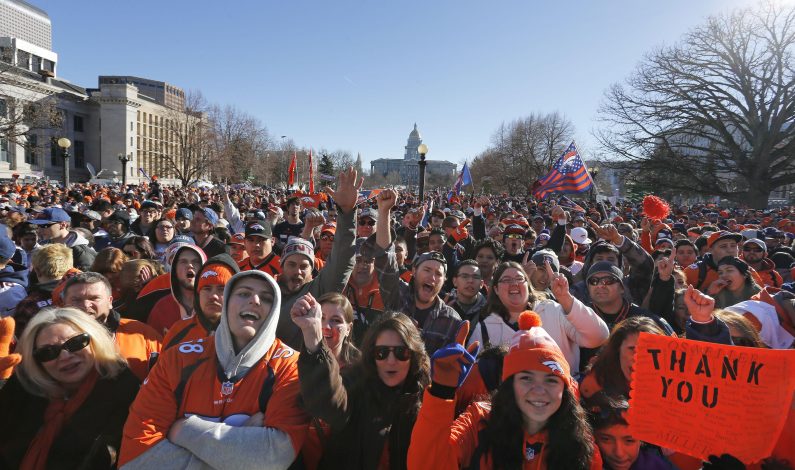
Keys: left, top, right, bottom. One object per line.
{"left": 531, "top": 142, "right": 593, "bottom": 200}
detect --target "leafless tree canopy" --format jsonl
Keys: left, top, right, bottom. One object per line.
{"left": 470, "top": 111, "right": 575, "bottom": 195}
{"left": 209, "top": 104, "right": 271, "bottom": 183}
{"left": 597, "top": 2, "right": 795, "bottom": 208}
{"left": 160, "top": 91, "right": 214, "bottom": 187}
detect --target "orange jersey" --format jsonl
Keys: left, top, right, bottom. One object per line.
{"left": 160, "top": 315, "right": 212, "bottom": 351}
{"left": 116, "top": 318, "right": 162, "bottom": 382}
{"left": 119, "top": 336, "right": 308, "bottom": 466}
{"left": 238, "top": 253, "right": 281, "bottom": 276}
{"left": 409, "top": 390, "right": 602, "bottom": 470}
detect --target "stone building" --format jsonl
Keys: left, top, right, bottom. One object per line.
{"left": 370, "top": 123, "right": 457, "bottom": 186}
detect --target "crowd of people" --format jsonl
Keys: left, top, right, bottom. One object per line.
{"left": 0, "top": 170, "right": 793, "bottom": 469}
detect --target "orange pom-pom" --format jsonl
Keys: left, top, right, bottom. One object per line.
{"left": 642, "top": 195, "right": 670, "bottom": 220}
{"left": 518, "top": 311, "right": 542, "bottom": 330}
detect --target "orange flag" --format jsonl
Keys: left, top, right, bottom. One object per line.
{"left": 288, "top": 152, "right": 297, "bottom": 187}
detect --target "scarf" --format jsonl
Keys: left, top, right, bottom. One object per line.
{"left": 20, "top": 369, "right": 99, "bottom": 470}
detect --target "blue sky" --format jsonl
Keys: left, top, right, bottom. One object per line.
{"left": 41, "top": 0, "right": 755, "bottom": 168}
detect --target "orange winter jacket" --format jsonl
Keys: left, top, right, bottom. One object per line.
{"left": 118, "top": 336, "right": 308, "bottom": 466}
{"left": 113, "top": 317, "right": 162, "bottom": 382}
{"left": 408, "top": 390, "right": 602, "bottom": 470}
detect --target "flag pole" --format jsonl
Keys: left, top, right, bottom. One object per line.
{"left": 577, "top": 142, "right": 608, "bottom": 221}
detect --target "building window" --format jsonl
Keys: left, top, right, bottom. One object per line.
{"left": 74, "top": 140, "right": 84, "bottom": 168}
{"left": 25, "top": 134, "right": 36, "bottom": 164}
{"left": 0, "top": 99, "right": 6, "bottom": 118}
{"left": 130, "top": 121, "right": 133, "bottom": 131}
{"left": 73, "top": 115, "right": 84, "bottom": 132}
{"left": 0, "top": 138, "right": 8, "bottom": 163}
{"left": 50, "top": 138, "right": 60, "bottom": 166}
{"left": 130, "top": 136, "right": 133, "bottom": 146}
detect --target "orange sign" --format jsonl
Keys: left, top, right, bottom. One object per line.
{"left": 627, "top": 333, "right": 795, "bottom": 464}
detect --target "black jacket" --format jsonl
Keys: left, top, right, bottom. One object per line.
{"left": 0, "top": 368, "right": 140, "bottom": 470}
{"left": 298, "top": 343, "right": 423, "bottom": 470}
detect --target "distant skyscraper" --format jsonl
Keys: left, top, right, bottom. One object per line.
{"left": 0, "top": 0, "right": 51, "bottom": 49}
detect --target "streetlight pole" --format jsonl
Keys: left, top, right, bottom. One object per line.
{"left": 57, "top": 137, "right": 71, "bottom": 188}
{"left": 118, "top": 152, "right": 132, "bottom": 188}
{"left": 417, "top": 143, "right": 428, "bottom": 203}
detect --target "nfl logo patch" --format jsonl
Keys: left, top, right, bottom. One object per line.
{"left": 221, "top": 381, "right": 234, "bottom": 396}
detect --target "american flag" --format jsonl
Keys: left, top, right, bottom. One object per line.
{"left": 532, "top": 142, "right": 593, "bottom": 200}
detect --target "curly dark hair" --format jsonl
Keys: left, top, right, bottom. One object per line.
{"left": 474, "top": 237, "right": 505, "bottom": 261}
{"left": 481, "top": 377, "right": 594, "bottom": 469}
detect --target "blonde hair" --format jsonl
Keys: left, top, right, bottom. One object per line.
{"left": 16, "top": 307, "right": 127, "bottom": 398}
{"left": 31, "top": 244, "right": 73, "bottom": 281}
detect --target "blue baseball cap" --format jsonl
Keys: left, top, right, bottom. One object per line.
{"left": 28, "top": 207, "right": 71, "bottom": 225}
{"left": 196, "top": 208, "right": 219, "bottom": 226}
{"left": 176, "top": 208, "right": 193, "bottom": 220}
{"left": 0, "top": 236, "right": 15, "bottom": 260}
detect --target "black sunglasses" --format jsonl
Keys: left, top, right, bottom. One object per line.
{"left": 587, "top": 276, "right": 621, "bottom": 286}
{"left": 358, "top": 219, "right": 376, "bottom": 227}
{"left": 33, "top": 333, "right": 91, "bottom": 363}
{"left": 374, "top": 345, "right": 410, "bottom": 361}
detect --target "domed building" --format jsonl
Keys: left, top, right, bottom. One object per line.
{"left": 370, "top": 123, "right": 457, "bottom": 186}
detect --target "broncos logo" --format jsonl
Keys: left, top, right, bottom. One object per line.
{"left": 542, "top": 360, "right": 564, "bottom": 375}
{"left": 201, "top": 270, "right": 218, "bottom": 279}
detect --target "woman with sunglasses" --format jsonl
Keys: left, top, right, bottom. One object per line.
{"left": 0, "top": 309, "right": 139, "bottom": 469}
{"left": 121, "top": 236, "right": 157, "bottom": 261}
{"left": 149, "top": 217, "right": 176, "bottom": 262}
{"left": 292, "top": 294, "right": 429, "bottom": 470}
{"left": 469, "top": 261, "right": 609, "bottom": 373}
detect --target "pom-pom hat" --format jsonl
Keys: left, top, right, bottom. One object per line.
{"left": 642, "top": 195, "right": 670, "bottom": 220}
{"left": 502, "top": 311, "right": 573, "bottom": 389}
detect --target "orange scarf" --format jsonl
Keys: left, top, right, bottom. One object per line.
{"left": 20, "top": 369, "right": 99, "bottom": 470}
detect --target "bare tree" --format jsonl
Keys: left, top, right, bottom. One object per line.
{"left": 597, "top": 2, "right": 795, "bottom": 208}
{"left": 161, "top": 91, "right": 214, "bottom": 187}
{"left": 470, "top": 112, "right": 575, "bottom": 195}
{"left": 209, "top": 104, "right": 271, "bottom": 183}
{"left": 0, "top": 49, "right": 63, "bottom": 158}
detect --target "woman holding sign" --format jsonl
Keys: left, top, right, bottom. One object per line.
{"left": 580, "top": 316, "right": 666, "bottom": 400}
{"left": 409, "top": 312, "right": 601, "bottom": 469}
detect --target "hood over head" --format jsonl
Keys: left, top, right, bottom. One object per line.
{"left": 215, "top": 270, "right": 282, "bottom": 379}
{"left": 193, "top": 253, "right": 240, "bottom": 328}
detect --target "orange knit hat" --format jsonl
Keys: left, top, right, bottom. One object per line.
{"left": 196, "top": 263, "right": 235, "bottom": 291}
{"left": 501, "top": 311, "right": 573, "bottom": 389}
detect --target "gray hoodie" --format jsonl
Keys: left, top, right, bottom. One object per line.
{"left": 122, "top": 271, "right": 298, "bottom": 470}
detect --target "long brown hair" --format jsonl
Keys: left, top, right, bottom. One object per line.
{"left": 359, "top": 312, "right": 430, "bottom": 390}
{"left": 483, "top": 261, "right": 542, "bottom": 322}
{"left": 589, "top": 316, "right": 665, "bottom": 395}
{"left": 483, "top": 378, "right": 594, "bottom": 469}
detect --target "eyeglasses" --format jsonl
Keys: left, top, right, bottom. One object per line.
{"left": 498, "top": 276, "right": 527, "bottom": 285}
{"left": 320, "top": 234, "right": 334, "bottom": 241}
{"left": 33, "top": 333, "right": 90, "bottom": 363}
{"left": 456, "top": 273, "right": 482, "bottom": 281}
{"left": 587, "top": 276, "right": 621, "bottom": 286}
{"left": 504, "top": 234, "right": 523, "bottom": 240}
{"left": 38, "top": 222, "right": 58, "bottom": 229}
{"left": 742, "top": 247, "right": 764, "bottom": 253}
{"left": 374, "top": 345, "right": 411, "bottom": 361}
{"left": 358, "top": 219, "right": 376, "bottom": 227}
